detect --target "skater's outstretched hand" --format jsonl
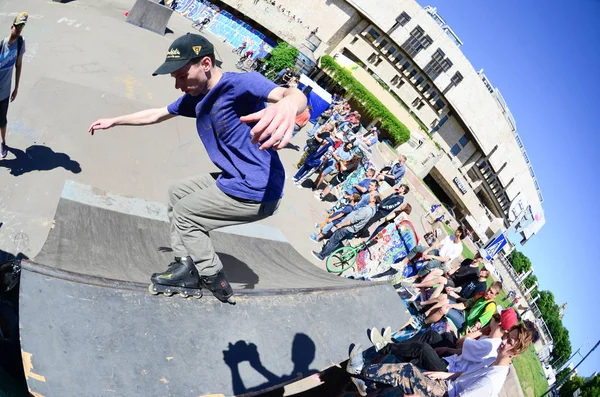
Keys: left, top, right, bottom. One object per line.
{"left": 88, "top": 118, "right": 116, "bottom": 135}
{"left": 240, "top": 86, "right": 307, "bottom": 151}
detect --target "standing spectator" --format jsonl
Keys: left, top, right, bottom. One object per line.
{"left": 275, "top": 67, "right": 289, "bottom": 83}
{"left": 0, "top": 12, "right": 27, "bottom": 158}
{"left": 293, "top": 105, "right": 311, "bottom": 137}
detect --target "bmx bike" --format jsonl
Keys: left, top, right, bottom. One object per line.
{"left": 325, "top": 236, "right": 377, "bottom": 274}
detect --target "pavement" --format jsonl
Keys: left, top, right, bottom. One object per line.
{"left": 0, "top": 1, "right": 523, "bottom": 396}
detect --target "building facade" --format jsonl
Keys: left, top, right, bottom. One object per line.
{"left": 211, "top": 0, "right": 544, "bottom": 242}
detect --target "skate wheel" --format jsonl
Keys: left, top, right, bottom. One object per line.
{"left": 163, "top": 289, "right": 174, "bottom": 297}
{"left": 227, "top": 296, "right": 237, "bottom": 304}
{"left": 192, "top": 293, "right": 203, "bottom": 299}
{"left": 148, "top": 284, "right": 159, "bottom": 295}
{"left": 179, "top": 292, "right": 189, "bottom": 298}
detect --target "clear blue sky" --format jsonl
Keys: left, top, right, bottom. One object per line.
{"left": 416, "top": 0, "right": 600, "bottom": 376}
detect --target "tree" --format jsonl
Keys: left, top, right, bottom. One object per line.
{"left": 523, "top": 274, "right": 538, "bottom": 290}
{"left": 560, "top": 374, "right": 600, "bottom": 397}
{"left": 508, "top": 249, "right": 532, "bottom": 274}
{"left": 264, "top": 42, "right": 298, "bottom": 80}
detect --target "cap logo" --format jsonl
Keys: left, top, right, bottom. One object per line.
{"left": 166, "top": 48, "right": 181, "bottom": 59}
{"left": 192, "top": 46, "right": 202, "bottom": 55}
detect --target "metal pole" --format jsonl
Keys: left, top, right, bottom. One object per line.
{"left": 542, "top": 340, "right": 600, "bottom": 396}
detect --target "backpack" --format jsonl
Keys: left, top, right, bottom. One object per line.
{"left": 0, "top": 36, "right": 24, "bottom": 58}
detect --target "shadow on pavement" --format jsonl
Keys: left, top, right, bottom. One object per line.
{"left": 0, "top": 145, "right": 81, "bottom": 176}
{"left": 224, "top": 333, "right": 319, "bottom": 396}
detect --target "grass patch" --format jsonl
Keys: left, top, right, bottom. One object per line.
{"left": 512, "top": 345, "right": 548, "bottom": 397}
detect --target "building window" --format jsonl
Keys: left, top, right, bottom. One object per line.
{"left": 350, "top": 37, "right": 358, "bottom": 45}
{"left": 394, "top": 53, "right": 404, "bottom": 64}
{"left": 388, "top": 46, "right": 397, "bottom": 55}
{"left": 391, "top": 75, "right": 400, "bottom": 85}
{"left": 422, "top": 83, "right": 431, "bottom": 92}
{"left": 379, "top": 39, "right": 389, "bottom": 48}
{"left": 367, "top": 53, "right": 378, "bottom": 63}
{"left": 415, "top": 76, "right": 424, "bottom": 86}
{"left": 515, "top": 134, "right": 524, "bottom": 148}
{"left": 401, "top": 61, "right": 410, "bottom": 70}
{"left": 365, "top": 28, "right": 380, "bottom": 42}
{"left": 530, "top": 166, "right": 535, "bottom": 177}
{"left": 451, "top": 71, "right": 464, "bottom": 86}
{"left": 401, "top": 26, "right": 433, "bottom": 57}
{"left": 458, "top": 135, "right": 468, "bottom": 147}
{"left": 396, "top": 11, "right": 411, "bottom": 26}
{"left": 450, "top": 144, "right": 461, "bottom": 156}
{"left": 523, "top": 151, "right": 530, "bottom": 164}
{"left": 429, "top": 91, "right": 438, "bottom": 100}
{"left": 433, "top": 99, "right": 445, "bottom": 111}
{"left": 374, "top": 58, "right": 383, "bottom": 67}
{"left": 408, "top": 69, "right": 417, "bottom": 79}
{"left": 538, "top": 192, "right": 544, "bottom": 202}
{"left": 424, "top": 49, "right": 453, "bottom": 80}
{"left": 411, "top": 98, "right": 420, "bottom": 107}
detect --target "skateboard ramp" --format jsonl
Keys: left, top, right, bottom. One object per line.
{"left": 19, "top": 181, "right": 409, "bottom": 396}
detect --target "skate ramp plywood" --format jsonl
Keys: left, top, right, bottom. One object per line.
{"left": 19, "top": 181, "right": 411, "bottom": 396}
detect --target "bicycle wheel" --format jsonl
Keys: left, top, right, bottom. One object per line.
{"left": 326, "top": 246, "right": 357, "bottom": 274}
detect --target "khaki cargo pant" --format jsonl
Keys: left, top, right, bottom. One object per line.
{"left": 168, "top": 174, "right": 280, "bottom": 276}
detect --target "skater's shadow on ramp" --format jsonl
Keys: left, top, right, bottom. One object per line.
{"left": 0, "top": 145, "right": 81, "bottom": 176}
{"left": 224, "top": 333, "right": 318, "bottom": 396}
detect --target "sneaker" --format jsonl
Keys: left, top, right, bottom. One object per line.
{"left": 351, "top": 377, "right": 367, "bottom": 397}
{"left": 346, "top": 344, "right": 364, "bottom": 375}
{"left": 382, "top": 326, "right": 393, "bottom": 345}
{"left": 309, "top": 233, "right": 320, "bottom": 243}
{"left": 1, "top": 143, "right": 6, "bottom": 159}
{"left": 369, "top": 328, "right": 387, "bottom": 352}
{"left": 311, "top": 250, "right": 324, "bottom": 261}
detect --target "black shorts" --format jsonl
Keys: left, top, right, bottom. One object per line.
{"left": 0, "top": 97, "right": 9, "bottom": 128}
{"left": 383, "top": 175, "right": 395, "bottom": 186}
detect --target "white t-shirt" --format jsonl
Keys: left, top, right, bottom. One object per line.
{"left": 446, "top": 365, "right": 510, "bottom": 397}
{"left": 438, "top": 235, "right": 463, "bottom": 263}
{"left": 444, "top": 337, "right": 502, "bottom": 373}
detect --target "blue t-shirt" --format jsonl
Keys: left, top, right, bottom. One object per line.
{"left": 331, "top": 203, "right": 354, "bottom": 225}
{"left": 167, "top": 72, "right": 284, "bottom": 202}
{"left": 347, "top": 178, "right": 373, "bottom": 195}
{"left": 391, "top": 163, "right": 406, "bottom": 181}
{"left": 0, "top": 37, "right": 26, "bottom": 101}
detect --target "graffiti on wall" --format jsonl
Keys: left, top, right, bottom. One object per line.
{"left": 174, "top": 0, "right": 276, "bottom": 59}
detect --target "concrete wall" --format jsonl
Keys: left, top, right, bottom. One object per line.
{"left": 217, "top": 0, "right": 357, "bottom": 52}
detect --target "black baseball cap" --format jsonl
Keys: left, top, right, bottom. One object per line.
{"left": 152, "top": 33, "right": 215, "bottom": 76}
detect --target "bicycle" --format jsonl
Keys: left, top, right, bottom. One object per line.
{"left": 326, "top": 236, "right": 378, "bottom": 274}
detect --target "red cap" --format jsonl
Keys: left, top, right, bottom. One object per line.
{"left": 501, "top": 308, "right": 518, "bottom": 331}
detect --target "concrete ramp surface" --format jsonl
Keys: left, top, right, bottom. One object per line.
{"left": 19, "top": 181, "right": 409, "bottom": 396}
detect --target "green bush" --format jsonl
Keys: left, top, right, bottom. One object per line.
{"left": 265, "top": 42, "right": 299, "bottom": 80}
{"left": 320, "top": 55, "right": 411, "bottom": 146}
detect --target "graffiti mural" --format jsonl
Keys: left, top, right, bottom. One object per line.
{"left": 175, "top": 0, "right": 276, "bottom": 59}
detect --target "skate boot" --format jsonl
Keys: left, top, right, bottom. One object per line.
{"left": 200, "top": 270, "right": 236, "bottom": 304}
{"left": 149, "top": 256, "right": 203, "bottom": 298}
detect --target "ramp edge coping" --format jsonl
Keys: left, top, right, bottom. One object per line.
{"left": 20, "top": 260, "right": 392, "bottom": 298}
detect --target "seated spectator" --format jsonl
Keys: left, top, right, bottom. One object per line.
{"left": 397, "top": 227, "right": 465, "bottom": 279}
{"left": 410, "top": 253, "right": 486, "bottom": 304}
{"left": 353, "top": 179, "right": 380, "bottom": 210}
{"left": 311, "top": 194, "right": 381, "bottom": 261}
{"left": 425, "top": 282, "right": 503, "bottom": 333}
{"left": 312, "top": 141, "right": 357, "bottom": 191}
{"left": 325, "top": 168, "right": 376, "bottom": 204}
{"left": 346, "top": 315, "right": 533, "bottom": 396}
{"left": 358, "top": 185, "right": 409, "bottom": 237}
{"left": 359, "top": 125, "right": 380, "bottom": 152}
{"left": 368, "top": 308, "right": 519, "bottom": 374}
{"left": 376, "top": 155, "right": 407, "bottom": 187}
{"left": 316, "top": 153, "right": 362, "bottom": 197}
{"left": 310, "top": 193, "right": 361, "bottom": 242}
{"left": 419, "top": 267, "right": 490, "bottom": 309}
